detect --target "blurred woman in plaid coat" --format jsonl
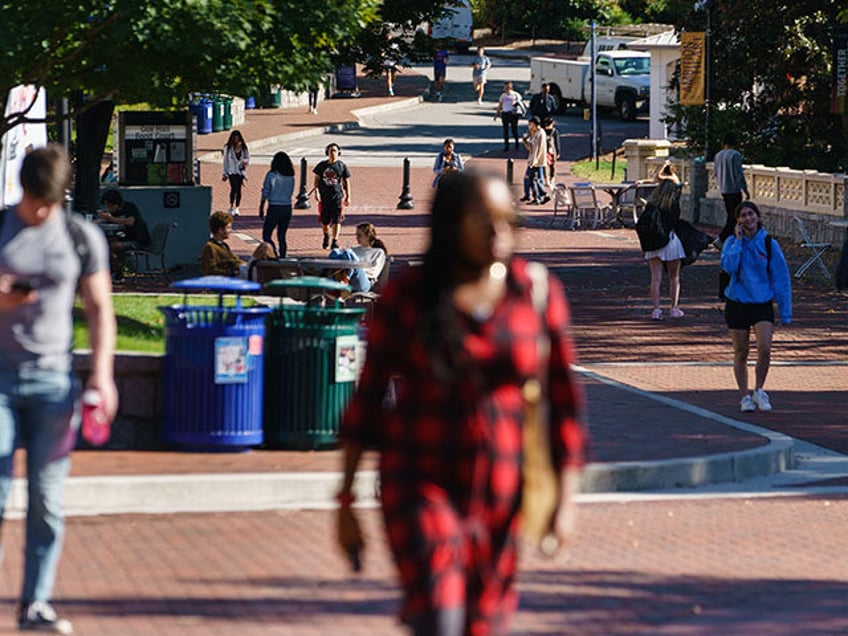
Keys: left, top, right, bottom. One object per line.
{"left": 337, "top": 170, "right": 587, "bottom": 636}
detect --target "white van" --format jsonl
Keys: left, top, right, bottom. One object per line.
{"left": 429, "top": 0, "right": 473, "bottom": 53}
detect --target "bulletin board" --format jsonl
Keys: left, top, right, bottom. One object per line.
{"left": 117, "top": 111, "right": 196, "bottom": 186}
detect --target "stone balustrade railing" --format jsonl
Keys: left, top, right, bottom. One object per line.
{"left": 643, "top": 155, "right": 848, "bottom": 246}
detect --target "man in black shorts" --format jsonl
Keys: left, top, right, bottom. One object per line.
{"left": 313, "top": 142, "right": 351, "bottom": 250}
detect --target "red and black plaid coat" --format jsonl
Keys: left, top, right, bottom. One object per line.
{"left": 341, "top": 257, "right": 587, "bottom": 634}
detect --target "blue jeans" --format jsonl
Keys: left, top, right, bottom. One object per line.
{"left": 328, "top": 248, "right": 371, "bottom": 292}
{"left": 523, "top": 166, "right": 547, "bottom": 201}
{"left": 0, "top": 368, "right": 78, "bottom": 604}
{"left": 262, "top": 204, "right": 293, "bottom": 257}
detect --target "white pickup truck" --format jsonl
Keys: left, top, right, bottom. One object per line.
{"left": 528, "top": 50, "right": 650, "bottom": 120}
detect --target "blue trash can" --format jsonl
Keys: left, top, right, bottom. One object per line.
{"left": 245, "top": 96, "right": 256, "bottom": 109}
{"left": 190, "top": 98, "right": 213, "bottom": 134}
{"left": 159, "top": 276, "right": 271, "bottom": 449}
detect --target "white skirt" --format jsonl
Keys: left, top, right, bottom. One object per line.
{"left": 644, "top": 231, "right": 685, "bottom": 261}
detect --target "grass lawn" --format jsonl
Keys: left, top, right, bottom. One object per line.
{"left": 571, "top": 158, "right": 627, "bottom": 182}
{"left": 73, "top": 294, "right": 258, "bottom": 354}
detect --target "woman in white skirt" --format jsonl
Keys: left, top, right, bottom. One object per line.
{"left": 643, "top": 166, "right": 685, "bottom": 320}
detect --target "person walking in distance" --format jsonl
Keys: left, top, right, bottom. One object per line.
{"left": 529, "top": 83, "right": 556, "bottom": 121}
{"left": 336, "top": 170, "right": 586, "bottom": 636}
{"left": 720, "top": 201, "right": 791, "bottom": 413}
{"left": 432, "top": 138, "right": 464, "bottom": 187}
{"left": 520, "top": 116, "right": 549, "bottom": 205}
{"left": 470, "top": 46, "right": 492, "bottom": 104}
{"left": 713, "top": 131, "right": 750, "bottom": 247}
{"left": 542, "top": 117, "right": 561, "bottom": 187}
{"left": 308, "top": 84, "right": 320, "bottom": 114}
{"left": 259, "top": 151, "right": 295, "bottom": 257}
{"left": 640, "top": 167, "right": 686, "bottom": 321}
{"left": 313, "top": 142, "right": 351, "bottom": 250}
{"left": 222, "top": 129, "right": 250, "bottom": 216}
{"left": 494, "top": 81, "right": 524, "bottom": 152}
{"left": 432, "top": 48, "right": 448, "bottom": 101}
{"left": 0, "top": 144, "right": 117, "bottom": 634}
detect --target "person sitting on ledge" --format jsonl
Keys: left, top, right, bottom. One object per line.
{"left": 200, "top": 211, "right": 244, "bottom": 276}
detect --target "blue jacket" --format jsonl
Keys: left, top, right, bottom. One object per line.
{"left": 721, "top": 227, "right": 792, "bottom": 323}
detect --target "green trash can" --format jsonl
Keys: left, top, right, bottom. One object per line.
{"left": 222, "top": 97, "right": 233, "bottom": 130}
{"left": 212, "top": 97, "right": 225, "bottom": 132}
{"left": 263, "top": 277, "right": 365, "bottom": 449}
{"left": 263, "top": 87, "right": 282, "bottom": 109}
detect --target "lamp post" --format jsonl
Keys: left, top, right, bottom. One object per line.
{"left": 696, "top": 0, "right": 715, "bottom": 160}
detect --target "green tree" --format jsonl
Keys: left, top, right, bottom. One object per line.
{"left": 668, "top": 1, "right": 847, "bottom": 172}
{"left": 340, "top": 0, "right": 460, "bottom": 79}
{"left": 0, "top": 0, "right": 379, "bottom": 137}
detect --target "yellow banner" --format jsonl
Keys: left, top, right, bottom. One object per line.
{"left": 680, "top": 32, "right": 705, "bottom": 106}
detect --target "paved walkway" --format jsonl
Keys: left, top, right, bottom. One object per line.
{"left": 0, "top": 61, "right": 845, "bottom": 634}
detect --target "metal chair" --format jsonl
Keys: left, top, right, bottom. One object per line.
{"left": 568, "top": 183, "right": 611, "bottom": 229}
{"left": 793, "top": 216, "right": 831, "bottom": 279}
{"left": 125, "top": 222, "right": 176, "bottom": 280}
{"left": 550, "top": 183, "right": 574, "bottom": 227}
{"left": 615, "top": 182, "right": 655, "bottom": 228}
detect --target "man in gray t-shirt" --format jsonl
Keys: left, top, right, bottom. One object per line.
{"left": 0, "top": 144, "right": 116, "bottom": 633}
{"left": 713, "top": 131, "right": 750, "bottom": 243}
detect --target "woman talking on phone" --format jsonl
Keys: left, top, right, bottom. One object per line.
{"left": 720, "top": 201, "right": 792, "bottom": 413}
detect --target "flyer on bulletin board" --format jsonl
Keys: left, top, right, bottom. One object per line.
{"left": 335, "top": 335, "right": 359, "bottom": 383}
{"left": 214, "top": 337, "right": 249, "bottom": 384}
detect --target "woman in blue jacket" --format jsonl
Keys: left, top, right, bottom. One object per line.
{"left": 721, "top": 201, "right": 792, "bottom": 413}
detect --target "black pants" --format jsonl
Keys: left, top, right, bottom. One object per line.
{"left": 262, "top": 204, "right": 293, "bottom": 257}
{"left": 719, "top": 192, "right": 743, "bottom": 241}
{"left": 501, "top": 112, "right": 519, "bottom": 148}
{"left": 228, "top": 174, "right": 245, "bottom": 207}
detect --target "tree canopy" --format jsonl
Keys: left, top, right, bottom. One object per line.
{"left": 0, "top": 0, "right": 379, "bottom": 137}
{"left": 669, "top": 0, "right": 848, "bottom": 172}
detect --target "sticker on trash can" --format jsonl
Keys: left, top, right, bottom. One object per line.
{"left": 335, "top": 335, "right": 359, "bottom": 383}
{"left": 214, "top": 336, "right": 248, "bottom": 384}
{"left": 248, "top": 334, "right": 264, "bottom": 355}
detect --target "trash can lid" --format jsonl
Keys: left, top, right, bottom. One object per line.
{"left": 264, "top": 275, "right": 351, "bottom": 292}
{"left": 171, "top": 276, "right": 262, "bottom": 292}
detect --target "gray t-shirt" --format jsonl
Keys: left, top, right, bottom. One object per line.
{"left": 0, "top": 209, "right": 109, "bottom": 371}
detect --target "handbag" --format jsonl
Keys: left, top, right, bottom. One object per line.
{"left": 520, "top": 262, "right": 560, "bottom": 550}
{"left": 675, "top": 219, "right": 713, "bottom": 267}
{"left": 635, "top": 202, "right": 670, "bottom": 252}
{"left": 514, "top": 96, "right": 526, "bottom": 117}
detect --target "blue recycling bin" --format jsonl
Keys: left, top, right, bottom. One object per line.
{"left": 159, "top": 276, "right": 271, "bottom": 450}
{"left": 190, "top": 98, "right": 213, "bottom": 135}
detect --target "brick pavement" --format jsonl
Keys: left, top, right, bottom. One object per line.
{"left": 0, "top": 499, "right": 846, "bottom": 635}
{"left": 4, "top": 62, "right": 841, "bottom": 634}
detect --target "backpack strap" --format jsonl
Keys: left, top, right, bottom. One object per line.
{"left": 0, "top": 206, "right": 91, "bottom": 275}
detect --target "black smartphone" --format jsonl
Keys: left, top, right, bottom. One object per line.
{"left": 11, "top": 280, "right": 34, "bottom": 293}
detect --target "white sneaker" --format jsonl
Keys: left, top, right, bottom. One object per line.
{"left": 232, "top": 207, "right": 240, "bottom": 216}
{"left": 18, "top": 601, "right": 73, "bottom": 634}
{"left": 740, "top": 394, "right": 756, "bottom": 412}
{"left": 752, "top": 388, "right": 772, "bottom": 411}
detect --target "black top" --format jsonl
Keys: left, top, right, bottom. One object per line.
{"left": 117, "top": 201, "right": 151, "bottom": 247}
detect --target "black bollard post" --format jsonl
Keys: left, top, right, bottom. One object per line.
{"left": 397, "top": 157, "right": 415, "bottom": 209}
{"left": 294, "top": 157, "right": 311, "bottom": 209}
{"left": 506, "top": 158, "right": 514, "bottom": 185}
